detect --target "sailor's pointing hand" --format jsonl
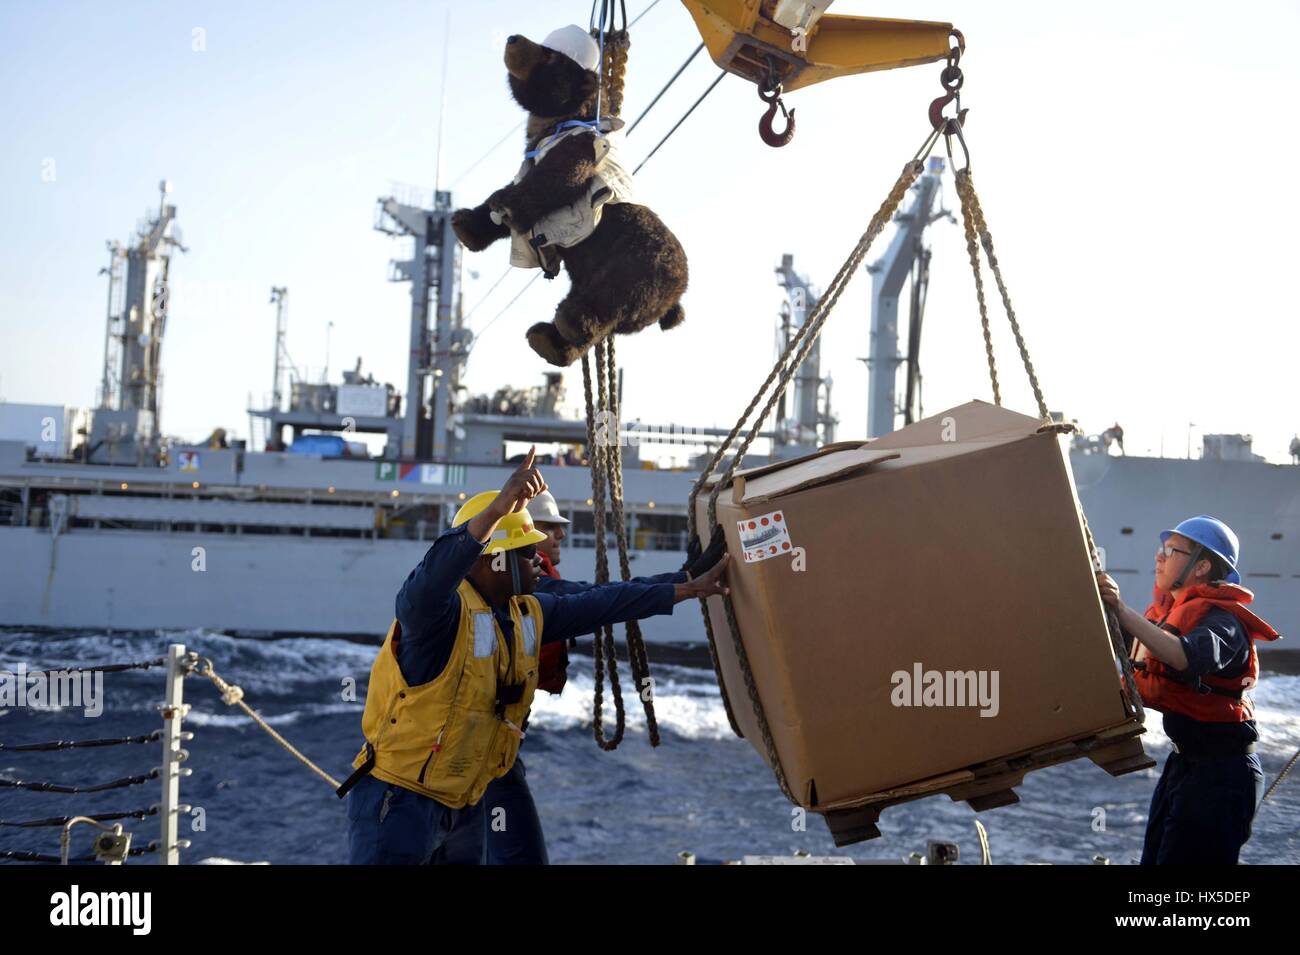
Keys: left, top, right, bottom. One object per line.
{"left": 496, "top": 446, "right": 547, "bottom": 515}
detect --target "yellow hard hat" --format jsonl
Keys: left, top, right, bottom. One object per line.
{"left": 452, "top": 490, "right": 548, "bottom": 554}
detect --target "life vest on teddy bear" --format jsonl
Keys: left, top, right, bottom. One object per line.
{"left": 505, "top": 117, "right": 636, "bottom": 277}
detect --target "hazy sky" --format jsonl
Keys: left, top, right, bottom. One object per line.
{"left": 3, "top": 0, "right": 1298, "bottom": 463}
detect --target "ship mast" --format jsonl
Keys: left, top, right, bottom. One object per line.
{"left": 864, "top": 156, "right": 950, "bottom": 437}
{"left": 374, "top": 190, "right": 467, "bottom": 461}
{"left": 92, "top": 179, "right": 186, "bottom": 464}
{"left": 774, "top": 254, "right": 836, "bottom": 453}
{"left": 372, "top": 16, "right": 466, "bottom": 463}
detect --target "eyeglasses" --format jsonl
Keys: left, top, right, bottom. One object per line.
{"left": 517, "top": 544, "right": 538, "bottom": 560}
{"left": 1156, "top": 544, "right": 1193, "bottom": 560}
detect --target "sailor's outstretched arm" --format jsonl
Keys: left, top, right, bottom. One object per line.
{"left": 534, "top": 570, "right": 688, "bottom": 597}
{"left": 533, "top": 579, "right": 672, "bottom": 645}
{"left": 534, "top": 556, "right": 729, "bottom": 644}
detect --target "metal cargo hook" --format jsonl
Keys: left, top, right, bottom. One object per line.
{"left": 758, "top": 83, "right": 796, "bottom": 147}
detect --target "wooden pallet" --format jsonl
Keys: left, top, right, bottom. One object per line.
{"left": 819, "top": 720, "right": 1154, "bottom": 846}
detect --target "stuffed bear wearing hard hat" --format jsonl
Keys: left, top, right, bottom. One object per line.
{"left": 451, "top": 26, "right": 689, "bottom": 367}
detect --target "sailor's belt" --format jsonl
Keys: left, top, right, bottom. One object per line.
{"left": 1170, "top": 740, "right": 1256, "bottom": 759}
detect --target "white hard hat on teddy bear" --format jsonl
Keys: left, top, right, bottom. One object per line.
{"left": 542, "top": 25, "right": 600, "bottom": 72}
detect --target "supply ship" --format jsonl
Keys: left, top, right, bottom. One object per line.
{"left": 1, "top": 176, "right": 1296, "bottom": 664}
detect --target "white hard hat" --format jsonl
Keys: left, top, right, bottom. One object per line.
{"left": 542, "top": 25, "right": 600, "bottom": 72}
{"left": 530, "top": 489, "right": 570, "bottom": 524}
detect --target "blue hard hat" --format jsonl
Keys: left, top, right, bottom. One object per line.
{"left": 1160, "top": 515, "right": 1240, "bottom": 584}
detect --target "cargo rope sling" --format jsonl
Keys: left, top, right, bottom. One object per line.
{"left": 579, "top": 0, "right": 662, "bottom": 750}
{"left": 686, "top": 40, "right": 1144, "bottom": 804}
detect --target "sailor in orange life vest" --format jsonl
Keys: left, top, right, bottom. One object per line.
{"left": 482, "top": 489, "right": 728, "bottom": 864}
{"left": 339, "top": 448, "right": 730, "bottom": 864}
{"left": 1095, "top": 515, "right": 1280, "bottom": 864}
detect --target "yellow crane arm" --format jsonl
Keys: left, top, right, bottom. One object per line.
{"left": 681, "top": 0, "right": 958, "bottom": 93}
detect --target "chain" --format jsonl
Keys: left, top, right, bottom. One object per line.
{"left": 956, "top": 169, "right": 1050, "bottom": 420}
{"left": 954, "top": 169, "right": 1001, "bottom": 406}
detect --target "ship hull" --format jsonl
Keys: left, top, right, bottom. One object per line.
{"left": 1, "top": 450, "right": 1295, "bottom": 663}
{"left": 0, "top": 526, "right": 688, "bottom": 643}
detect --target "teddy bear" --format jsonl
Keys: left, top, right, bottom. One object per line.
{"left": 451, "top": 25, "right": 689, "bottom": 368}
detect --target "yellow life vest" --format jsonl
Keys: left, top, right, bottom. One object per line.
{"left": 349, "top": 579, "right": 543, "bottom": 809}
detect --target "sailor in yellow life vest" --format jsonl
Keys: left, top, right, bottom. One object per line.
{"left": 339, "top": 446, "right": 730, "bottom": 864}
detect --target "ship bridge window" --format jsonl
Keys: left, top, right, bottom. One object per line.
{"left": 1271, "top": 532, "right": 1283, "bottom": 540}
{"left": 1120, "top": 527, "right": 1134, "bottom": 535}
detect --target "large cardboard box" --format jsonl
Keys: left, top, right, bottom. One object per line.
{"left": 696, "top": 401, "right": 1147, "bottom": 837}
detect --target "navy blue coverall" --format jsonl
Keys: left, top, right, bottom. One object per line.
{"left": 346, "top": 523, "right": 678, "bottom": 865}
{"left": 1139, "top": 607, "right": 1266, "bottom": 865}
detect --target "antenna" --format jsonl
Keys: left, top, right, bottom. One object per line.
{"left": 324, "top": 321, "right": 334, "bottom": 384}
{"left": 433, "top": 9, "right": 451, "bottom": 193}
{"left": 269, "top": 287, "right": 289, "bottom": 412}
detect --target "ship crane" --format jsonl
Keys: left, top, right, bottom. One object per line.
{"left": 864, "top": 156, "right": 954, "bottom": 437}
{"left": 682, "top": 0, "right": 962, "bottom": 146}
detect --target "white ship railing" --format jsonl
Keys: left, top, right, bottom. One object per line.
{"left": 0, "top": 642, "right": 340, "bottom": 865}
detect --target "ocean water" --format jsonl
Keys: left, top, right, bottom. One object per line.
{"left": 1, "top": 629, "right": 1297, "bottom": 865}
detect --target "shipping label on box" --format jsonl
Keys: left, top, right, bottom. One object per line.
{"left": 737, "top": 509, "right": 795, "bottom": 563}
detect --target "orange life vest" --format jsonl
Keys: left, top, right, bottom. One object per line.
{"left": 1134, "top": 582, "right": 1280, "bottom": 722}
{"left": 536, "top": 552, "right": 569, "bottom": 694}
